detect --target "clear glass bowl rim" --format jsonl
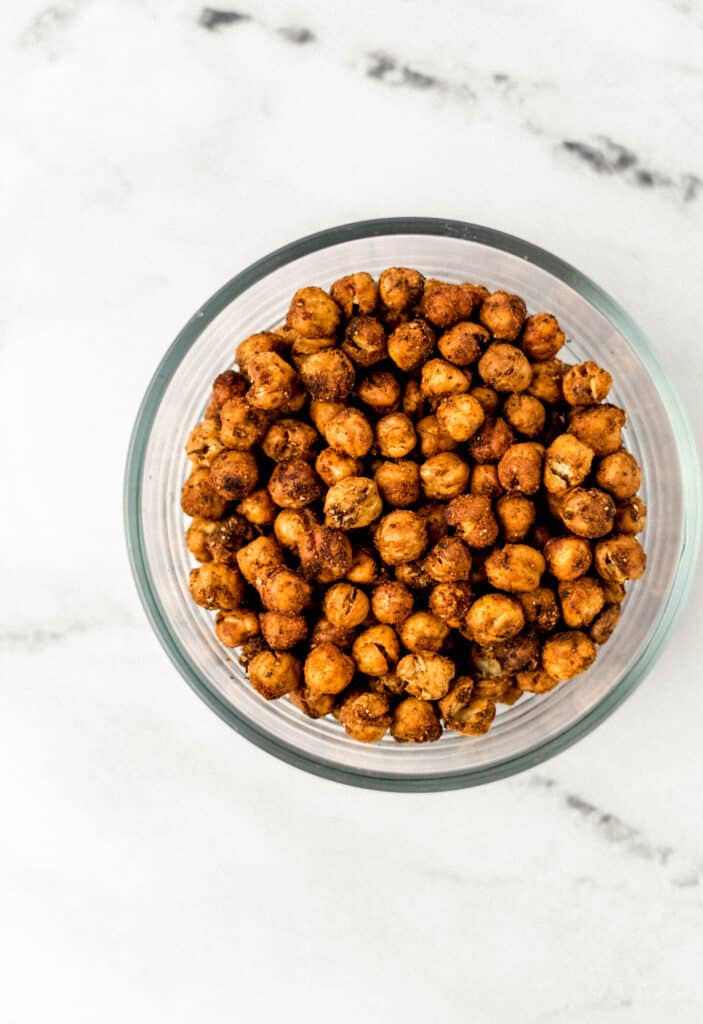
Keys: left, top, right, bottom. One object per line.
{"left": 124, "top": 217, "right": 702, "bottom": 792}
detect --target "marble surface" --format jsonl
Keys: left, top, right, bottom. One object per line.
{"left": 2, "top": 1, "right": 703, "bottom": 1020}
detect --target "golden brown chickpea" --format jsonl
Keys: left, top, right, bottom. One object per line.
{"left": 211, "top": 369, "right": 247, "bottom": 411}
{"left": 323, "top": 408, "right": 374, "bottom": 458}
{"left": 479, "top": 291, "right": 527, "bottom": 341}
{"left": 472, "top": 676, "right": 517, "bottom": 703}
{"left": 615, "top": 495, "right": 647, "bottom": 534}
{"left": 420, "top": 452, "right": 470, "bottom": 501}
{"left": 207, "top": 514, "right": 256, "bottom": 564}
{"left": 239, "top": 635, "right": 267, "bottom": 668}
{"left": 520, "top": 313, "right": 565, "bottom": 362}
{"left": 298, "top": 525, "right": 353, "bottom": 583}
{"left": 544, "top": 535, "right": 592, "bottom": 581}
{"left": 352, "top": 625, "right": 400, "bottom": 676}
{"left": 286, "top": 286, "right": 341, "bottom": 339}
{"left": 374, "top": 510, "right": 428, "bottom": 565}
{"left": 271, "top": 508, "right": 317, "bottom": 553}
{"left": 346, "top": 546, "right": 379, "bottom": 585}
{"left": 417, "top": 503, "right": 449, "bottom": 544}
{"left": 416, "top": 414, "right": 458, "bottom": 457}
{"left": 399, "top": 611, "right": 449, "bottom": 653}
{"left": 401, "top": 379, "right": 425, "bottom": 421}
{"left": 185, "top": 517, "right": 217, "bottom": 562}
{"left": 261, "top": 418, "right": 318, "bottom": 462}
{"left": 470, "top": 464, "right": 503, "bottom": 498}
{"left": 558, "top": 486, "right": 615, "bottom": 539}
{"left": 601, "top": 579, "right": 626, "bottom": 604}
{"left": 518, "top": 587, "right": 560, "bottom": 633}
{"left": 209, "top": 450, "right": 259, "bottom": 501}
{"left": 189, "top": 562, "right": 245, "bottom": 611}
{"left": 542, "top": 630, "right": 596, "bottom": 681}
{"left": 468, "top": 417, "right": 515, "bottom": 464}
{"left": 309, "top": 400, "right": 344, "bottom": 435}
{"left": 260, "top": 567, "right": 311, "bottom": 614}
{"left": 420, "top": 359, "right": 470, "bottom": 402}
{"left": 595, "top": 451, "right": 642, "bottom": 500}
{"left": 429, "top": 582, "right": 473, "bottom": 629}
{"left": 422, "top": 536, "right": 472, "bottom": 583}
{"left": 288, "top": 685, "right": 336, "bottom": 720}
{"left": 483, "top": 631, "right": 541, "bottom": 674}
{"left": 357, "top": 370, "right": 402, "bottom": 415}
{"left": 379, "top": 267, "right": 425, "bottom": 312}
{"left": 558, "top": 578, "right": 605, "bottom": 628}
{"left": 330, "top": 272, "right": 378, "bottom": 318}
{"left": 236, "top": 488, "right": 276, "bottom": 528}
{"left": 568, "top": 404, "right": 626, "bottom": 456}
{"left": 470, "top": 385, "right": 500, "bottom": 415}
{"left": 527, "top": 359, "right": 565, "bottom": 404}
{"left": 594, "top": 535, "right": 646, "bottom": 582}
{"left": 478, "top": 342, "right": 532, "bottom": 393}
{"left": 420, "top": 280, "right": 475, "bottom": 328}
{"left": 497, "top": 442, "right": 544, "bottom": 495}
{"left": 310, "top": 617, "right": 354, "bottom": 649}
{"left": 395, "top": 561, "right": 434, "bottom": 591}
{"left": 438, "top": 321, "right": 488, "bottom": 366}
{"left": 485, "top": 543, "right": 546, "bottom": 593}
{"left": 219, "top": 398, "right": 269, "bottom": 452}
{"left": 446, "top": 495, "right": 499, "bottom": 548}
{"left": 304, "top": 642, "right": 355, "bottom": 695}
{"left": 181, "top": 468, "right": 230, "bottom": 519}
{"left": 440, "top": 684, "right": 496, "bottom": 735}
{"left": 259, "top": 612, "right": 308, "bottom": 650}
{"left": 299, "top": 349, "right": 355, "bottom": 402}
{"left": 289, "top": 334, "right": 336, "bottom": 369}
{"left": 267, "top": 458, "right": 321, "bottom": 509}
{"left": 436, "top": 393, "right": 485, "bottom": 442}
{"left": 214, "top": 608, "right": 260, "bottom": 647}
{"left": 391, "top": 697, "right": 442, "bottom": 743}
{"left": 324, "top": 476, "right": 383, "bottom": 529}
{"left": 249, "top": 650, "right": 302, "bottom": 700}
{"left": 543, "top": 433, "right": 594, "bottom": 494}
{"left": 323, "top": 582, "right": 370, "bottom": 630}
{"left": 314, "top": 450, "right": 358, "bottom": 490}
{"left": 387, "top": 320, "right": 436, "bottom": 372}
{"left": 338, "top": 690, "right": 392, "bottom": 743}
{"left": 562, "top": 360, "right": 612, "bottom": 406}
{"left": 590, "top": 604, "right": 622, "bottom": 645}
{"left": 375, "top": 413, "right": 417, "bottom": 459}
{"left": 371, "top": 581, "right": 414, "bottom": 625}
{"left": 235, "top": 535, "right": 284, "bottom": 587}
{"left": 245, "top": 352, "right": 299, "bottom": 412}
{"left": 398, "top": 651, "right": 455, "bottom": 700}
{"left": 515, "top": 668, "right": 559, "bottom": 693}
{"left": 186, "top": 419, "right": 225, "bottom": 468}
{"left": 496, "top": 494, "right": 536, "bottom": 541}
{"left": 235, "top": 332, "right": 285, "bottom": 372}
{"left": 503, "top": 393, "right": 546, "bottom": 438}
{"left": 465, "top": 593, "right": 525, "bottom": 645}
{"left": 342, "top": 316, "right": 387, "bottom": 367}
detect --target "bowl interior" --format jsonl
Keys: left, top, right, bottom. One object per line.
{"left": 127, "top": 223, "right": 697, "bottom": 789}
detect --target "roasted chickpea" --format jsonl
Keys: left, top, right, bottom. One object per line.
{"left": 181, "top": 468, "right": 229, "bottom": 519}
{"left": 503, "top": 393, "right": 546, "bottom": 438}
{"left": 207, "top": 514, "right": 256, "bottom": 564}
{"left": 312, "top": 448, "right": 357, "bottom": 488}
{"left": 186, "top": 517, "right": 217, "bottom": 562}
{"left": 594, "top": 535, "right": 646, "bottom": 582}
{"left": 245, "top": 352, "right": 299, "bottom": 412}
{"left": 470, "top": 385, "right": 500, "bottom": 415}
{"left": 323, "top": 582, "right": 370, "bottom": 630}
{"left": 391, "top": 697, "right": 442, "bottom": 743}
{"left": 189, "top": 562, "right": 245, "bottom": 611}
{"left": 590, "top": 604, "right": 622, "bottom": 645}
{"left": 420, "top": 359, "right": 470, "bottom": 402}
{"left": 303, "top": 643, "right": 355, "bottom": 696}
{"left": 422, "top": 537, "right": 472, "bottom": 584}
{"left": 419, "top": 280, "right": 475, "bottom": 328}
{"left": 261, "top": 419, "right": 317, "bottom": 462}
{"left": 465, "top": 593, "right": 525, "bottom": 645}
{"left": 357, "top": 370, "right": 402, "bottom": 415}
{"left": 379, "top": 267, "right": 425, "bottom": 312}
{"left": 436, "top": 393, "right": 485, "bottom": 442}
{"left": 298, "top": 525, "right": 353, "bottom": 583}
{"left": 561, "top": 362, "right": 611, "bottom": 407}
{"left": 484, "top": 631, "right": 540, "bottom": 674}
{"left": 374, "top": 511, "right": 428, "bottom": 565}
{"left": 615, "top": 495, "right": 647, "bottom": 534}
{"left": 286, "top": 286, "right": 341, "bottom": 339}
{"left": 515, "top": 669, "right": 559, "bottom": 693}
{"left": 558, "top": 486, "right": 615, "bottom": 539}
{"left": 371, "top": 581, "right": 414, "bottom": 625}
{"left": 375, "top": 413, "right": 417, "bottom": 459}
{"left": 249, "top": 650, "right": 302, "bottom": 700}
{"left": 468, "top": 417, "right": 514, "bottom": 464}
{"left": 289, "top": 334, "right": 336, "bottom": 369}
{"left": 398, "top": 652, "right": 455, "bottom": 700}
{"left": 472, "top": 675, "right": 517, "bottom": 703}
{"left": 520, "top": 313, "right": 565, "bottom": 361}
{"left": 518, "top": 587, "right": 560, "bottom": 633}
{"left": 440, "top": 683, "right": 496, "bottom": 735}
{"left": 417, "top": 503, "right": 449, "bottom": 544}
{"left": 497, "top": 442, "right": 544, "bottom": 495}
{"left": 209, "top": 450, "right": 259, "bottom": 500}
{"left": 214, "top": 608, "right": 260, "bottom": 647}
{"left": 402, "top": 379, "right": 425, "bottom": 421}
{"left": 324, "top": 476, "right": 383, "bottom": 529}
{"left": 485, "top": 543, "right": 545, "bottom": 593}
{"left": 568, "top": 404, "right": 626, "bottom": 456}
{"left": 417, "top": 414, "right": 458, "bottom": 457}
{"left": 388, "top": 320, "right": 436, "bottom": 372}
{"left": 543, "top": 433, "right": 594, "bottom": 494}
{"left": 239, "top": 635, "right": 267, "bottom": 668}
{"left": 338, "top": 690, "right": 392, "bottom": 743}
{"left": 186, "top": 419, "right": 224, "bottom": 467}
{"left": 544, "top": 534, "right": 593, "bottom": 582}
{"left": 470, "top": 464, "right": 503, "bottom": 498}
{"left": 446, "top": 495, "right": 499, "bottom": 548}
{"left": 429, "top": 582, "right": 472, "bottom": 629}
{"left": 342, "top": 315, "right": 387, "bottom": 367}
{"left": 527, "top": 359, "right": 565, "bottom": 404}
{"left": 309, "top": 400, "right": 344, "bottom": 435}
{"left": 438, "top": 321, "right": 488, "bottom": 366}
{"left": 496, "top": 494, "right": 536, "bottom": 541}
{"left": 542, "top": 630, "right": 596, "bottom": 681}
{"left": 236, "top": 488, "right": 275, "bottom": 527}
{"left": 558, "top": 577, "right": 605, "bottom": 628}
{"left": 211, "top": 369, "right": 247, "bottom": 411}
{"left": 478, "top": 342, "right": 532, "bottom": 393}
{"left": 479, "top": 291, "right": 527, "bottom": 341}
{"left": 310, "top": 617, "right": 354, "bottom": 649}
{"left": 602, "top": 579, "right": 626, "bottom": 604}
{"left": 219, "top": 398, "right": 268, "bottom": 451}
{"left": 322, "top": 408, "right": 373, "bottom": 459}
{"left": 288, "top": 686, "right": 336, "bottom": 719}
{"left": 594, "top": 451, "right": 641, "bottom": 500}
{"left": 347, "top": 546, "right": 379, "bottom": 585}
{"left": 272, "top": 508, "right": 317, "bottom": 552}
{"left": 260, "top": 612, "right": 308, "bottom": 650}
{"left": 299, "top": 349, "right": 355, "bottom": 402}
{"left": 330, "top": 272, "right": 377, "bottom": 318}
{"left": 235, "top": 535, "right": 284, "bottom": 587}
{"left": 236, "top": 332, "right": 285, "bottom": 372}
{"left": 259, "top": 566, "right": 310, "bottom": 613}
{"left": 399, "top": 611, "right": 449, "bottom": 653}
{"left": 266, "top": 458, "right": 320, "bottom": 509}
{"left": 395, "top": 561, "right": 434, "bottom": 591}
{"left": 420, "top": 452, "right": 470, "bottom": 501}
{"left": 352, "top": 625, "right": 400, "bottom": 676}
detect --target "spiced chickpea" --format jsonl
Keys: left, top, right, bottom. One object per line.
{"left": 471, "top": 385, "right": 500, "bottom": 416}
{"left": 342, "top": 315, "right": 387, "bottom": 367}
{"left": 315, "top": 448, "right": 360, "bottom": 488}
{"left": 420, "top": 452, "right": 470, "bottom": 501}
{"left": 590, "top": 604, "right": 622, "bottom": 645}
{"left": 438, "top": 322, "right": 488, "bottom": 366}
{"left": 261, "top": 418, "right": 317, "bottom": 462}
{"left": 395, "top": 561, "right": 434, "bottom": 591}
{"left": 346, "top": 546, "right": 379, "bottom": 585}
{"left": 568, "top": 404, "right": 626, "bottom": 456}
{"left": 542, "top": 630, "right": 596, "bottom": 681}
{"left": 323, "top": 582, "right": 370, "bottom": 630}
{"left": 214, "top": 609, "right": 260, "bottom": 647}
{"left": 189, "top": 563, "right": 245, "bottom": 611}
{"left": 436, "top": 393, "right": 485, "bottom": 442}
{"left": 420, "top": 359, "right": 470, "bottom": 403}
{"left": 440, "top": 684, "right": 496, "bottom": 736}
{"left": 515, "top": 669, "right": 559, "bottom": 694}
{"left": 310, "top": 617, "right": 354, "bottom": 649}
{"left": 245, "top": 352, "right": 299, "bottom": 412}
{"left": 503, "top": 393, "right": 546, "bottom": 438}
{"left": 272, "top": 508, "right": 318, "bottom": 552}
{"left": 543, "top": 536, "right": 592, "bottom": 581}
{"left": 518, "top": 587, "right": 560, "bottom": 633}
{"left": 420, "top": 280, "right": 475, "bottom": 328}
{"left": 375, "top": 413, "right": 417, "bottom": 458}
{"left": 485, "top": 544, "right": 546, "bottom": 593}
{"left": 352, "top": 625, "right": 400, "bottom": 676}
{"left": 417, "top": 414, "right": 458, "bottom": 457}
{"left": 289, "top": 334, "right": 335, "bottom": 369}
{"left": 595, "top": 451, "right": 642, "bottom": 500}
{"left": 485, "top": 631, "right": 540, "bottom": 674}
{"left": 236, "top": 535, "right": 284, "bottom": 587}
{"left": 423, "top": 537, "right": 472, "bottom": 583}
{"left": 562, "top": 361, "right": 611, "bottom": 406}
{"left": 298, "top": 525, "right": 353, "bottom": 583}
{"left": 558, "top": 578, "right": 605, "bottom": 628}
{"left": 543, "top": 433, "right": 594, "bottom": 494}
{"left": 479, "top": 290, "right": 526, "bottom": 340}
{"left": 446, "top": 495, "right": 499, "bottom": 548}
{"left": 472, "top": 676, "right": 518, "bottom": 703}
{"left": 330, "top": 272, "right": 377, "bottom": 318}
{"left": 260, "top": 612, "right": 308, "bottom": 650}
{"left": 527, "top": 359, "right": 565, "bottom": 404}
{"left": 236, "top": 332, "right": 284, "bottom": 372}
{"left": 402, "top": 379, "right": 424, "bottom": 421}
{"left": 378, "top": 267, "right": 425, "bottom": 312}
{"left": 304, "top": 643, "right": 355, "bottom": 696}
{"left": 391, "top": 697, "right": 442, "bottom": 743}
{"left": 260, "top": 567, "right": 311, "bottom": 614}
{"left": 268, "top": 458, "right": 320, "bottom": 509}
{"left": 309, "top": 400, "right": 344, "bottom": 435}
{"left": 398, "top": 652, "right": 455, "bottom": 700}
{"left": 496, "top": 494, "right": 536, "bottom": 541}
{"left": 478, "top": 342, "right": 532, "bottom": 393}
{"left": 324, "top": 476, "right": 383, "bottom": 529}
{"left": 429, "top": 582, "right": 473, "bottom": 629}
{"left": 209, "top": 450, "right": 259, "bottom": 501}
{"left": 374, "top": 510, "right": 428, "bottom": 565}
{"left": 186, "top": 517, "right": 217, "bottom": 562}
{"left": 211, "top": 369, "right": 247, "bottom": 411}
{"left": 497, "top": 442, "right": 544, "bottom": 495}
{"left": 338, "top": 690, "right": 392, "bottom": 743}
{"left": 594, "top": 535, "right": 646, "bottom": 582}
{"left": 219, "top": 399, "right": 270, "bottom": 451}
{"left": 371, "top": 581, "right": 414, "bottom": 625}
{"left": 239, "top": 636, "right": 267, "bottom": 668}
{"left": 399, "top": 612, "right": 449, "bottom": 653}
{"left": 207, "top": 514, "right": 256, "bottom": 564}
{"left": 466, "top": 593, "right": 525, "bottom": 645}
{"left": 602, "top": 580, "right": 626, "bottom": 604}
{"left": 249, "top": 651, "right": 302, "bottom": 700}
{"left": 388, "top": 320, "right": 436, "bottom": 372}
{"left": 558, "top": 487, "right": 615, "bottom": 539}
{"left": 470, "top": 464, "right": 503, "bottom": 498}
{"left": 186, "top": 419, "right": 224, "bottom": 467}
{"left": 181, "top": 468, "right": 229, "bottom": 519}
{"left": 357, "top": 371, "right": 402, "bottom": 415}
{"left": 323, "top": 408, "right": 373, "bottom": 459}
{"left": 615, "top": 495, "right": 647, "bottom": 534}
{"left": 468, "top": 417, "right": 515, "bottom": 464}
{"left": 237, "top": 488, "right": 276, "bottom": 527}
{"left": 288, "top": 686, "right": 336, "bottom": 720}
{"left": 417, "top": 503, "right": 449, "bottom": 545}
{"left": 286, "top": 286, "right": 341, "bottom": 339}
{"left": 519, "top": 312, "right": 565, "bottom": 361}
{"left": 300, "top": 349, "right": 355, "bottom": 402}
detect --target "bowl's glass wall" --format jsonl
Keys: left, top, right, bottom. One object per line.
{"left": 127, "top": 223, "right": 699, "bottom": 789}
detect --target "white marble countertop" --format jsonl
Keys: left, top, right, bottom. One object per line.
{"left": 3, "top": 0, "right": 703, "bottom": 1020}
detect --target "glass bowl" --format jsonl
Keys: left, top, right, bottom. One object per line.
{"left": 124, "top": 218, "right": 701, "bottom": 791}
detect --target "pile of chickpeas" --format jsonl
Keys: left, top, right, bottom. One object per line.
{"left": 181, "top": 269, "right": 646, "bottom": 744}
